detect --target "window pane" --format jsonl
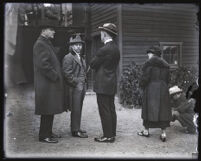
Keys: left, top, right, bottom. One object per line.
{"left": 163, "top": 45, "right": 179, "bottom": 65}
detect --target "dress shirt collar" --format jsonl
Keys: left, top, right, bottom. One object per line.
{"left": 104, "top": 39, "right": 113, "bottom": 44}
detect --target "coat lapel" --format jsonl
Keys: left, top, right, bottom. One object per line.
{"left": 72, "top": 53, "right": 82, "bottom": 67}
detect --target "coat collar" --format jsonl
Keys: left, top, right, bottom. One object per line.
{"left": 38, "top": 35, "right": 57, "bottom": 53}
{"left": 70, "top": 51, "right": 86, "bottom": 68}
{"left": 144, "top": 56, "right": 169, "bottom": 69}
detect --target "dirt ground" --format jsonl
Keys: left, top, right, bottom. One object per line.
{"left": 3, "top": 84, "right": 198, "bottom": 159}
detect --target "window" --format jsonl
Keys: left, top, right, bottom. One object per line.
{"left": 160, "top": 42, "right": 182, "bottom": 68}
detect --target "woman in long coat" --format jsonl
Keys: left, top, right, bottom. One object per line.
{"left": 137, "top": 46, "right": 172, "bottom": 142}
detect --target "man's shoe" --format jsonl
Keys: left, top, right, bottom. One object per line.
{"left": 94, "top": 136, "right": 115, "bottom": 143}
{"left": 72, "top": 131, "right": 88, "bottom": 138}
{"left": 51, "top": 133, "right": 61, "bottom": 138}
{"left": 79, "top": 129, "right": 87, "bottom": 133}
{"left": 39, "top": 137, "right": 58, "bottom": 143}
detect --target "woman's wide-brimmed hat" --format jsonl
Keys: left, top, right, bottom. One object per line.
{"left": 146, "top": 46, "right": 162, "bottom": 57}
{"left": 98, "top": 23, "right": 117, "bottom": 36}
{"left": 169, "top": 86, "right": 183, "bottom": 95}
{"left": 68, "top": 33, "right": 85, "bottom": 45}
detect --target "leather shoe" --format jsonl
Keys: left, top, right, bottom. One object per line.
{"left": 39, "top": 137, "right": 58, "bottom": 143}
{"left": 94, "top": 136, "right": 115, "bottom": 143}
{"left": 51, "top": 133, "right": 61, "bottom": 138}
{"left": 72, "top": 131, "right": 88, "bottom": 138}
{"left": 79, "top": 129, "right": 87, "bottom": 133}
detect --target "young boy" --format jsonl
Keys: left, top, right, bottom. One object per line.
{"left": 169, "top": 86, "right": 196, "bottom": 134}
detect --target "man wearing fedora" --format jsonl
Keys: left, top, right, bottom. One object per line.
{"left": 62, "top": 33, "right": 88, "bottom": 138}
{"left": 90, "top": 23, "right": 120, "bottom": 143}
{"left": 33, "top": 25, "right": 65, "bottom": 143}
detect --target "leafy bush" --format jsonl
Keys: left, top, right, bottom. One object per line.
{"left": 119, "top": 61, "right": 143, "bottom": 108}
{"left": 119, "top": 61, "right": 198, "bottom": 109}
{"left": 169, "top": 66, "right": 198, "bottom": 93}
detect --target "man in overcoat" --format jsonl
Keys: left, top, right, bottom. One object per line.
{"left": 62, "top": 33, "right": 88, "bottom": 138}
{"left": 90, "top": 23, "right": 120, "bottom": 143}
{"left": 33, "top": 25, "right": 65, "bottom": 143}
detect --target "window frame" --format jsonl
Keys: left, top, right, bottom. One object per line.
{"left": 159, "top": 42, "right": 183, "bottom": 69}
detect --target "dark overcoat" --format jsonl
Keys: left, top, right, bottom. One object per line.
{"left": 140, "top": 56, "right": 172, "bottom": 122}
{"left": 33, "top": 36, "right": 65, "bottom": 115}
{"left": 90, "top": 41, "right": 120, "bottom": 95}
{"left": 62, "top": 51, "right": 87, "bottom": 110}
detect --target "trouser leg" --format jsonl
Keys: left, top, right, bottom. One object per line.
{"left": 71, "top": 89, "right": 85, "bottom": 132}
{"left": 110, "top": 95, "right": 117, "bottom": 136}
{"left": 39, "top": 115, "right": 54, "bottom": 139}
{"left": 97, "top": 94, "right": 114, "bottom": 138}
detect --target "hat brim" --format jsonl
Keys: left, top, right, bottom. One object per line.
{"left": 40, "top": 25, "right": 55, "bottom": 30}
{"left": 98, "top": 26, "right": 117, "bottom": 36}
{"left": 170, "top": 90, "right": 183, "bottom": 95}
{"left": 67, "top": 41, "right": 85, "bottom": 45}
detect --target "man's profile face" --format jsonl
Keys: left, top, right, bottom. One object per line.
{"left": 147, "top": 53, "right": 154, "bottom": 59}
{"left": 72, "top": 43, "right": 83, "bottom": 54}
{"left": 100, "top": 31, "right": 105, "bottom": 43}
{"left": 43, "top": 28, "right": 55, "bottom": 39}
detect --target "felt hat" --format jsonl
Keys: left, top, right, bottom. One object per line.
{"left": 68, "top": 33, "right": 84, "bottom": 45}
{"left": 146, "top": 46, "right": 162, "bottom": 57}
{"left": 98, "top": 23, "right": 117, "bottom": 36}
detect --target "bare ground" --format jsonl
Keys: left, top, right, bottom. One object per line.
{"left": 3, "top": 85, "right": 198, "bottom": 159}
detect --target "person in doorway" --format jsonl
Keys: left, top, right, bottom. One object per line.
{"left": 62, "top": 33, "right": 88, "bottom": 138}
{"left": 90, "top": 23, "right": 120, "bottom": 143}
{"left": 137, "top": 46, "right": 172, "bottom": 142}
{"left": 170, "top": 86, "right": 196, "bottom": 134}
{"left": 33, "top": 25, "right": 65, "bottom": 143}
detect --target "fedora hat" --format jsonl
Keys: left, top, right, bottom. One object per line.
{"left": 169, "top": 86, "right": 183, "bottom": 95}
{"left": 146, "top": 46, "right": 162, "bottom": 57}
{"left": 68, "top": 33, "right": 85, "bottom": 45}
{"left": 98, "top": 23, "right": 117, "bottom": 36}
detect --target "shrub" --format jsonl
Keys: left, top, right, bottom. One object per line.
{"left": 119, "top": 61, "right": 143, "bottom": 108}
{"left": 169, "top": 66, "right": 198, "bottom": 93}
{"left": 119, "top": 62, "right": 198, "bottom": 109}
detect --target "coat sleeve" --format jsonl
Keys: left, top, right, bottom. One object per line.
{"left": 33, "top": 43, "right": 58, "bottom": 82}
{"left": 139, "top": 65, "right": 152, "bottom": 89}
{"left": 62, "top": 55, "right": 78, "bottom": 87}
{"left": 90, "top": 48, "right": 109, "bottom": 70}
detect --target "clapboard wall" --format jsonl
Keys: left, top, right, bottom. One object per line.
{"left": 88, "top": 3, "right": 118, "bottom": 90}
{"left": 121, "top": 3, "right": 199, "bottom": 70}
{"left": 90, "top": 3, "right": 118, "bottom": 35}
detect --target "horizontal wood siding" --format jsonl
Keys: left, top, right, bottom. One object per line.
{"left": 122, "top": 4, "right": 199, "bottom": 70}
{"left": 88, "top": 4, "right": 118, "bottom": 90}
{"left": 90, "top": 3, "right": 118, "bottom": 34}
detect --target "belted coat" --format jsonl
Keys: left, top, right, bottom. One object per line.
{"left": 33, "top": 36, "right": 65, "bottom": 115}
{"left": 140, "top": 56, "right": 172, "bottom": 122}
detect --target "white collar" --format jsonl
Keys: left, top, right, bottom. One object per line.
{"left": 104, "top": 39, "right": 113, "bottom": 44}
{"left": 75, "top": 52, "right": 81, "bottom": 59}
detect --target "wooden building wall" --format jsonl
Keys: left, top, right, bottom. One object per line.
{"left": 121, "top": 4, "right": 199, "bottom": 70}
{"left": 88, "top": 3, "right": 118, "bottom": 90}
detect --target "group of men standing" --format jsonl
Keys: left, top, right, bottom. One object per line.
{"left": 33, "top": 23, "right": 120, "bottom": 143}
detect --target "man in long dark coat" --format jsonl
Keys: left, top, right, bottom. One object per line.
{"left": 62, "top": 33, "right": 88, "bottom": 138}
{"left": 90, "top": 23, "right": 120, "bottom": 143}
{"left": 33, "top": 26, "right": 65, "bottom": 143}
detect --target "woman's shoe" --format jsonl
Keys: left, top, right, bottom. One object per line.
{"left": 137, "top": 130, "right": 150, "bottom": 137}
{"left": 160, "top": 133, "right": 166, "bottom": 142}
